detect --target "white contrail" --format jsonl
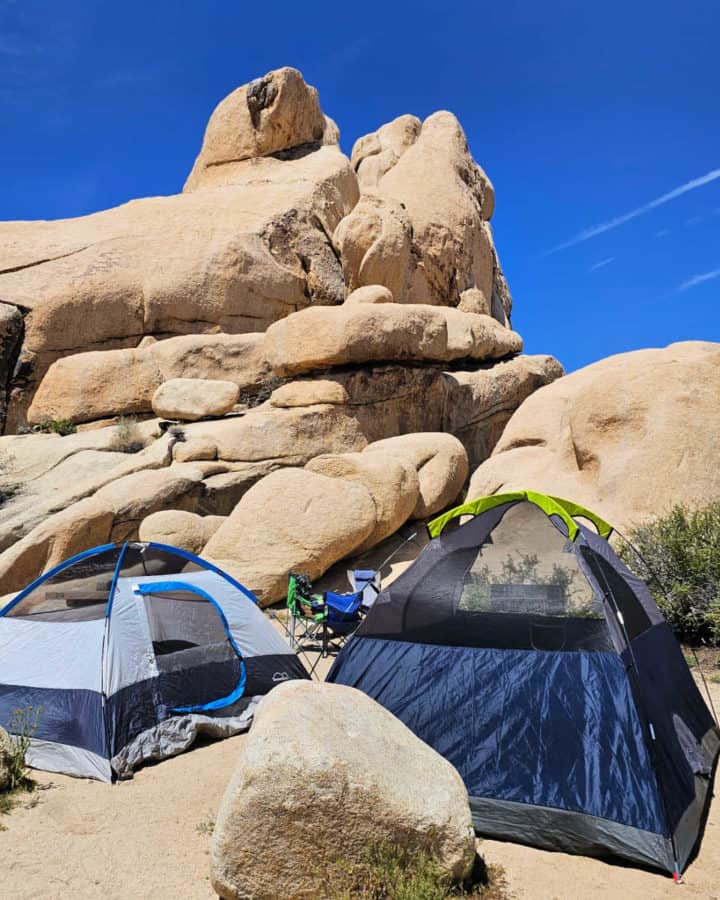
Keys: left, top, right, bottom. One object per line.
{"left": 588, "top": 257, "right": 615, "bottom": 272}
{"left": 677, "top": 269, "right": 720, "bottom": 292}
{"left": 543, "top": 169, "right": 720, "bottom": 256}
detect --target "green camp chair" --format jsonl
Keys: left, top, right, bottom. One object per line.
{"left": 287, "top": 573, "right": 325, "bottom": 646}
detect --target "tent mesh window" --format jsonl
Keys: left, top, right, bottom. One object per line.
{"left": 370, "top": 502, "right": 616, "bottom": 652}
{"left": 5, "top": 546, "right": 123, "bottom": 622}
{"left": 118, "top": 544, "right": 204, "bottom": 580}
{"left": 139, "top": 588, "right": 242, "bottom": 711}
{"left": 453, "top": 503, "right": 614, "bottom": 652}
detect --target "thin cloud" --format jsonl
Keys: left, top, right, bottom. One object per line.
{"left": 684, "top": 215, "right": 704, "bottom": 228}
{"left": 677, "top": 269, "right": 720, "bottom": 292}
{"left": 655, "top": 228, "right": 670, "bottom": 238}
{"left": 543, "top": 168, "right": 720, "bottom": 256}
{"left": 589, "top": 257, "right": 615, "bottom": 272}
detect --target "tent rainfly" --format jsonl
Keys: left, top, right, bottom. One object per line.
{"left": 328, "top": 491, "right": 720, "bottom": 877}
{"left": 0, "top": 541, "right": 308, "bottom": 781}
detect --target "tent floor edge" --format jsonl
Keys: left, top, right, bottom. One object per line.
{"left": 26, "top": 738, "right": 112, "bottom": 782}
{"left": 469, "top": 795, "right": 674, "bottom": 874}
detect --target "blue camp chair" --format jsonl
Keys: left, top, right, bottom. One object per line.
{"left": 287, "top": 573, "right": 365, "bottom": 677}
{"left": 347, "top": 569, "right": 380, "bottom": 610}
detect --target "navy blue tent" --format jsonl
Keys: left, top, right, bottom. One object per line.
{"left": 328, "top": 492, "right": 719, "bottom": 876}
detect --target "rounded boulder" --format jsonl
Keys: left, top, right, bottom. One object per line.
{"left": 305, "top": 451, "right": 420, "bottom": 552}
{"left": 151, "top": 378, "right": 239, "bottom": 422}
{"left": 363, "top": 432, "right": 469, "bottom": 518}
{"left": 210, "top": 681, "right": 475, "bottom": 899}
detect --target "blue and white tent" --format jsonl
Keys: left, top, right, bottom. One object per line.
{"left": 0, "top": 541, "right": 308, "bottom": 781}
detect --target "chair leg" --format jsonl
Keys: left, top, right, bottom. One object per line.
{"left": 289, "top": 613, "right": 297, "bottom": 650}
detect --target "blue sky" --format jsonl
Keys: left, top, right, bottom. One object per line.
{"left": 1, "top": 0, "right": 718, "bottom": 372}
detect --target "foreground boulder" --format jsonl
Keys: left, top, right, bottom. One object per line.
{"left": 468, "top": 341, "right": 720, "bottom": 529}
{"left": 210, "top": 681, "right": 475, "bottom": 900}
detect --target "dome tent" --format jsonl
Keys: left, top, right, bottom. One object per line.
{"left": 0, "top": 541, "right": 308, "bottom": 781}
{"left": 328, "top": 491, "right": 719, "bottom": 877}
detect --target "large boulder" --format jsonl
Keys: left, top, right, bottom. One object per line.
{"left": 210, "top": 681, "right": 475, "bottom": 899}
{"left": 305, "top": 451, "right": 420, "bottom": 552}
{"left": 334, "top": 195, "right": 413, "bottom": 303}
{"left": 0, "top": 67, "right": 358, "bottom": 431}
{"left": 184, "top": 67, "right": 329, "bottom": 191}
{"left": 468, "top": 341, "right": 720, "bottom": 530}
{"left": 28, "top": 333, "right": 269, "bottom": 426}
{"left": 363, "top": 432, "right": 469, "bottom": 518}
{"left": 336, "top": 111, "right": 511, "bottom": 322}
{"left": 138, "top": 510, "right": 225, "bottom": 555}
{"left": 264, "top": 304, "right": 522, "bottom": 376}
{"left": 202, "top": 467, "right": 377, "bottom": 604}
{"left": 151, "top": 378, "right": 240, "bottom": 422}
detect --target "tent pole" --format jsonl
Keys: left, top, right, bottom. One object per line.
{"left": 375, "top": 530, "right": 422, "bottom": 581}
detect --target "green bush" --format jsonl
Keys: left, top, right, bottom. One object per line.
{"left": 0, "top": 706, "right": 41, "bottom": 823}
{"left": 4, "top": 706, "right": 41, "bottom": 793}
{"left": 619, "top": 503, "right": 720, "bottom": 646}
{"left": 36, "top": 419, "right": 77, "bottom": 436}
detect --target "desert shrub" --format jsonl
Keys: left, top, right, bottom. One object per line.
{"left": 619, "top": 503, "right": 720, "bottom": 646}
{"left": 195, "top": 816, "right": 215, "bottom": 835}
{"left": 35, "top": 419, "right": 76, "bottom": 436}
{"left": 109, "top": 415, "right": 145, "bottom": 453}
{"left": 326, "top": 844, "right": 508, "bottom": 900}
{"left": 3, "top": 706, "right": 41, "bottom": 793}
{"left": 0, "top": 706, "right": 41, "bottom": 824}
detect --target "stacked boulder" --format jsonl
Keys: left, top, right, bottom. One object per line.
{"left": 0, "top": 67, "right": 563, "bottom": 597}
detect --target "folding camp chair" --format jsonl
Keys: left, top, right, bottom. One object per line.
{"left": 286, "top": 573, "right": 364, "bottom": 677}
{"left": 347, "top": 569, "right": 380, "bottom": 610}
